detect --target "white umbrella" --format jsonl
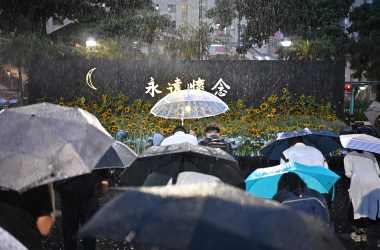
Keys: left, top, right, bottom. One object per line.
{"left": 150, "top": 89, "right": 229, "bottom": 124}
{"left": 340, "top": 134, "right": 380, "bottom": 154}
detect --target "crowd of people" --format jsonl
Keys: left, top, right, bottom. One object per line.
{"left": 1, "top": 122, "right": 380, "bottom": 249}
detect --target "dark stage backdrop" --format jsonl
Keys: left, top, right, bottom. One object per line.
{"left": 28, "top": 57, "right": 345, "bottom": 117}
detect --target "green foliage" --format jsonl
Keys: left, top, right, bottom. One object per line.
{"left": 0, "top": 0, "right": 103, "bottom": 34}
{"left": 278, "top": 38, "right": 337, "bottom": 61}
{"left": 207, "top": 0, "right": 241, "bottom": 29}
{"left": 0, "top": 0, "right": 170, "bottom": 64}
{"left": 233, "top": 0, "right": 351, "bottom": 55}
{"left": 348, "top": 0, "right": 380, "bottom": 80}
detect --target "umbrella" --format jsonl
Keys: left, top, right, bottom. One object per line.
{"left": 150, "top": 89, "right": 228, "bottom": 124}
{"left": 365, "top": 101, "right": 380, "bottom": 125}
{"left": 245, "top": 162, "right": 340, "bottom": 199}
{"left": 80, "top": 183, "right": 344, "bottom": 250}
{"left": 0, "top": 97, "right": 7, "bottom": 105}
{"left": 119, "top": 143, "right": 243, "bottom": 187}
{"left": 260, "top": 128, "right": 340, "bottom": 161}
{"left": 0, "top": 227, "right": 27, "bottom": 250}
{"left": 340, "top": 133, "right": 380, "bottom": 154}
{"left": 0, "top": 102, "right": 114, "bottom": 192}
{"left": 95, "top": 141, "right": 137, "bottom": 169}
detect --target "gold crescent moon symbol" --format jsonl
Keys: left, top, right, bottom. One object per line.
{"left": 86, "top": 68, "right": 97, "bottom": 90}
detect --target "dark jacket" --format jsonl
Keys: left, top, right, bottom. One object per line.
{"left": 0, "top": 186, "right": 52, "bottom": 250}
{"left": 273, "top": 188, "right": 330, "bottom": 225}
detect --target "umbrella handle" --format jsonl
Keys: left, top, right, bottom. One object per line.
{"left": 48, "top": 183, "right": 56, "bottom": 219}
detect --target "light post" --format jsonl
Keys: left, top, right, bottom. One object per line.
{"left": 280, "top": 38, "right": 292, "bottom": 47}
{"left": 85, "top": 37, "right": 97, "bottom": 49}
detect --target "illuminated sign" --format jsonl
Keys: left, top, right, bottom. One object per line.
{"left": 85, "top": 68, "right": 98, "bottom": 90}
{"left": 145, "top": 77, "right": 229, "bottom": 97}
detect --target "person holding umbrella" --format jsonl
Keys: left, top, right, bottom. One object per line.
{"left": 273, "top": 173, "right": 330, "bottom": 225}
{"left": 340, "top": 133, "right": 380, "bottom": 246}
{"left": 0, "top": 185, "right": 54, "bottom": 250}
{"left": 280, "top": 137, "right": 329, "bottom": 168}
{"left": 161, "top": 125, "right": 198, "bottom": 146}
{"left": 344, "top": 150, "right": 380, "bottom": 220}
{"left": 56, "top": 174, "right": 100, "bottom": 250}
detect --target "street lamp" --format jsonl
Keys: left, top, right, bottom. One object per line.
{"left": 280, "top": 38, "right": 292, "bottom": 47}
{"left": 86, "top": 37, "right": 97, "bottom": 48}
{"left": 155, "top": 4, "right": 159, "bottom": 11}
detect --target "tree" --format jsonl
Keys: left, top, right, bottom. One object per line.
{"left": 207, "top": 0, "right": 238, "bottom": 29}
{"left": 0, "top": 0, "right": 104, "bottom": 34}
{"left": 348, "top": 0, "right": 380, "bottom": 80}
{"left": 243, "top": 0, "right": 352, "bottom": 49}
{"left": 208, "top": 0, "right": 352, "bottom": 54}
{"left": 165, "top": 24, "right": 211, "bottom": 60}
{"left": 278, "top": 38, "right": 337, "bottom": 61}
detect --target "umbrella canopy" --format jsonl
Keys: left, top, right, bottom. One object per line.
{"left": 245, "top": 162, "right": 340, "bottom": 199}
{"left": 340, "top": 133, "right": 380, "bottom": 154}
{"left": 119, "top": 143, "right": 243, "bottom": 187}
{"left": 260, "top": 128, "right": 340, "bottom": 161}
{"left": 0, "top": 227, "right": 27, "bottom": 250}
{"left": 95, "top": 141, "right": 137, "bottom": 169}
{"left": 80, "top": 183, "right": 344, "bottom": 250}
{"left": 0, "top": 103, "right": 113, "bottom": 192}
{"left": 150, "top": 89, "right": 229, "bottom": 120}
{"left": 365, "top": 101, "right": 380, "bottom": 125}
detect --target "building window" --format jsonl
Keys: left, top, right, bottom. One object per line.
{"left": 168, "top": 4, "right": 176, "bottom": 13}
{"left": 181, "top": 3, "right": 188, "bottom": 20}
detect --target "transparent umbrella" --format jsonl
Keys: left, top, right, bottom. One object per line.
{"left": 150, "top": 89, "right": 229, "bottom": 124}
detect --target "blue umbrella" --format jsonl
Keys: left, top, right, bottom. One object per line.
{"left": 245, "top": 162, "right": 340, "bottom": 199}
{"left": 260, "top": 128, "right": 341, "bottom": 161}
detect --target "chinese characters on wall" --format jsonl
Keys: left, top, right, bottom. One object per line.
{"left": 145, "top": 77, "right": 230, "bottom": 98}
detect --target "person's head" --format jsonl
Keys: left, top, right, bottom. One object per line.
{"left": 289, "top": 136, "right": 303, "bottom": 146}
{"left": 174, "top": 125, "right": 187, "bottom": 134}
{"left": 204, "top": 125, "right": 221, "bottom": 139}
{"left": 277, "top": 173, "right": 306, "bottom": 193}
{"left": 115, "top": 130, "right": 128, "bottom": 141}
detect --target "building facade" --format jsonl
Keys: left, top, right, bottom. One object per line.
{"left": 153, "top": 0, "right": 241, "bottom": 54}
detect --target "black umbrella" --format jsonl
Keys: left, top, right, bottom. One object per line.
{"left": 118, "top": 143, "right": 243, "bottom": 187}
{"left": 260, "top": 129, "right": 341, "bottom": 161}
{"left": 80, "top": 183, "right": 344, "bottom": 250}
{"left": 95, "top": 141, "right": 137, "bottom": 169}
